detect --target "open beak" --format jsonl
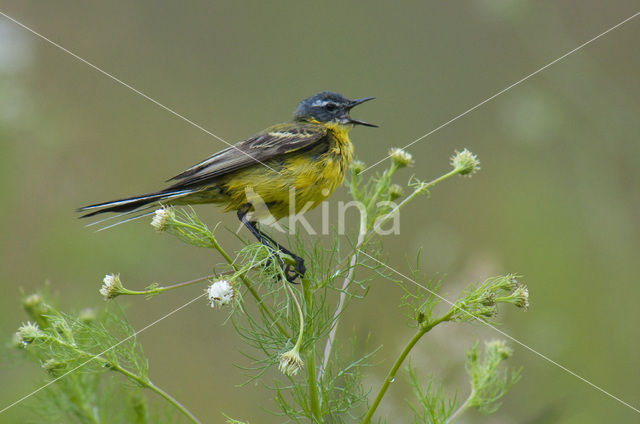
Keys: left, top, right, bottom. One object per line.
{"left": 346, "top": 96, "right": 378, "bottom": 127}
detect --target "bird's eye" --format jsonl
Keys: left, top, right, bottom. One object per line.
{"left": 325, "top": 102, "right": 338, "bottom": 111}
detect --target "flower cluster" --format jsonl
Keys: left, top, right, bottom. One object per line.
{"left": 495, "top": 283, "right": 529, "bottom": 311}
{"left": 207, "top": 279, "right": 236, "bottom": 308}
{"left": 388, "top": 184, "right": 404, "bottom": 200}
{"left": 450, "top": 274, "right": 529, "bottom": 323}
{"left": 151, "top": 208, "right": 171, "bottom": 231}
{"left": 14, "top": 322, "right": 43, "bottom": 347}
{"left": 451, "top": 149, "right": 480, "bottom": 176}
{"left": 465, "top": 340, "right": 519, "bottom": 413}
{"left": 278, "top": 349, "right": 304, "bottom": 376}
{"left": 351, "top": 160, "right": 366, "bottom": 175}
{"left": 389, "top": 148, "right": 414, "bottom": 168}
{"left": 99, "top": 274, "right": 125, "bottom": 300}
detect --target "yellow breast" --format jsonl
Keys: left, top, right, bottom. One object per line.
{"left": 287, "top": 123, "right": 353, "bottom": 211}
{"left": 220, "top": 123, "right": 354, "bottom": 221}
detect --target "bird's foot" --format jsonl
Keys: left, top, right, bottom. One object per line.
{"left": 282, "top": 255, "right": 306, "bottom": 283}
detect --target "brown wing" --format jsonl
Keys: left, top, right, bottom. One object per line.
{"left": 166, "top": 122, "right": 327, "bottom": 189}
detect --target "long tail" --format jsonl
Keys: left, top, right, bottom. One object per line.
{"left": 77, "top": 189, "right": 195, "bottom": 218}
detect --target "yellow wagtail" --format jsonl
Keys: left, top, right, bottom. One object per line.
{"left": 79, "top": 91, "right": 376, "bottom": 281}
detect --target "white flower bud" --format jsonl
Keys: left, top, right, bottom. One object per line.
{"left": 100, "top": 273, "right": 123, "bottom": 300}
{"left": 485, "top": 340, "right": 513, "bottom": 360}
{"left": 150, "top": 208, "right": 170, "bottom": 231}
{"left": 351, "top": 160, "right": 366, "bottom": 174}
{"left": 389, "top": 148, "right": 413, "bottom": 168}
{"left": 42, "top": 359, "right": 65, "bottom": 375}
{"left": 388, "top": 184, "right": 404, "bottom": 200}
{"left": 22, "top": 293, "right": 42, "bottom": 309}
{"left": 512, "top": 285, "right": 529, "bottom": 310}
{"left": 451, "top": 149, "right": 480, "bottom": 176}
{"left": 207, "top": 279, "right": 235, "bottom": 308}
{"left": 15, "top": 322, "right": 43, "bottom": 346}
{"left": 278, "top": 349, "right": 304, "bottom": 376}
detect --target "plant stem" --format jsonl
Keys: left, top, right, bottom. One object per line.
{"left": 301, "top": 278, "right": 322, "bottom": 421}
{"left": 445, "top": 392, "right": 473, "bottom": 424}
{"left": 306, "top": 349, "right": 322, "bottom": 422}
{"left": 155, "top": 274, "right": 219, "bottom": 291}
{"left": 118, "top": 273, "right": 219, "bottom": 297}
{"left": 366, "top": 168, "right": 460, "bottom": 241}
{"left": 112, "top": 364, "right": 202, "bottom": 424}
{"left": 318, "top": 208, "right": 367, "bottom": 381}
{"left": 285, "top": 283, "right": 305, "bottom": 353}
{"left": 208, "top": 231, "right": 290, "bottom": 339}
{"left": 319, "top": 168, "right": 462, "bottom": 382}
{"left": 45, "top": 335, "right": 201, "bottom": 424}
{"left": 364, "top": 163, "right": 398, "bottom": 214}
{"left": 361, "top": 313, "right": 452, "bottom": 424}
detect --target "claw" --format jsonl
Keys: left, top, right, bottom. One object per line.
{"left": 294, "top": 257, "right": 306, "bottom": 278}
{"left": 282, "top": 256, "right": 305, "bottom": 283}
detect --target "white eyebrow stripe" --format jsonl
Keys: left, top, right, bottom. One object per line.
{"left": 311, "top": 99, "right": 330, "bottom": 107}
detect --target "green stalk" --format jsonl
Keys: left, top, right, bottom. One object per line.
{"left": 331, "top": 167, "right": 463, "bottom": 275}
{"left": 43, "top": 336, "right": 201, "bottom": 424}
{"left": 285, "top": 283, "right": 305, "bottom": 354}
{"left": 306, "top": 348, "right": 321, "bottom": 422}
{"left": 301, "top": 278, "right": 322, "bottom": 421}
{"left": 116, "top": 273, "right": 219, "bottom": 297}
{"left": 172, "top": 219, "right": 290, "bottom": 339}
{"left": 364, "top": 163, "right": 398, "bottom": 214}
{"left": 366, "top": 168, "right": 460, "bottom": 241}
{"left": 112, "top": 364, "right": 202, "bottom": 424}
{"left": 319, "top": 168, "right": 462, "bottom": 382}
{"left": 445, "top": 392, "right": 473, "bottom": 423}
{"left": 202, "top": 226, "right": 291, "bottom": 339}
{"left": 361, "top": 312, "right": 453, "bottom": 424}
{"left": 318, "top": 208, "right": 367, "bottom": 381}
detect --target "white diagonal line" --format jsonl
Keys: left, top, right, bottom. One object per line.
{"left": 0, "top": 293, "right": 206, "bottom": 415}
{"left": 361, "top": 11, "right": 640, "bottom": 175}
{"left": 0, "top": 10, "right": 281, "bottom": 175}
{"left": 360, "top": 251, "right": 640, "bottom": 414}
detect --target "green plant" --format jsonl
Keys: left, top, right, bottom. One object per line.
{"left": 8, "top": 148, "right": 528, "bottom": 423}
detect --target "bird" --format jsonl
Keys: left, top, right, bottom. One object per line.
{"left": 79, "top": 91, "right": 377, "bottom": 282}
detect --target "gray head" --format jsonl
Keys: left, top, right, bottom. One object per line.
{"left": 293, "top": 91, "right": 377, "bottom": 127}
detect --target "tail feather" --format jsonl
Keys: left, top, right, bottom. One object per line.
{"left": 84, "top": 205, "right": 157, "bottom": 227}
{"left": 94, "top": 210, "right": 157, "bottom": 232}
{"left": 78, "top": 189, "right": 194, "bottom": 218}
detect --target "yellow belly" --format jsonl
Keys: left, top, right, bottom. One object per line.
{"left": 218, "top": 124, "right": 353, "bottom": 221}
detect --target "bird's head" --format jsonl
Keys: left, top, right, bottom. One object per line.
{"left": 293, "top": 91, "right": 377, "bottom": 128}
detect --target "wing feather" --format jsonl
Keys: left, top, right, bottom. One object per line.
{"left": 166, "top": 123, "right": 327, "bottom": 189}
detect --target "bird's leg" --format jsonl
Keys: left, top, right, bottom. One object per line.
{"left": 237, "top": 210, "right": 305, "bottom": 283}
{"left": 238, "top": 212, "right": 285, "bottom": 270}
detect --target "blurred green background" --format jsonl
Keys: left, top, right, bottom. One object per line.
{"left": 1, "top": 1, "right": 639, "bottom": 423}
